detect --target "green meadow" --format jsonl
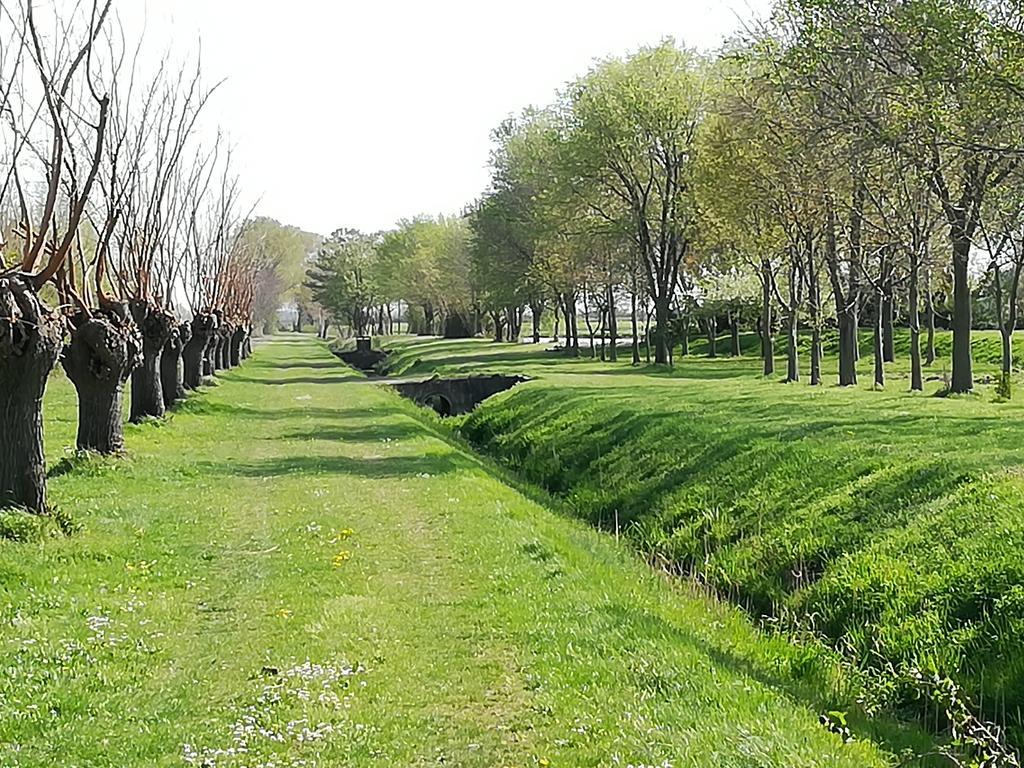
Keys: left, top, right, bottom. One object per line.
{"left": 0, "top": 335, "right": 906, "bottom": 767}
{"left": 379, "top": 329, "right": 1024, "bottom": 748}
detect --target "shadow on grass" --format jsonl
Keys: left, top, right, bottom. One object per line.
{"left": 266, "top": 360, "right": 345, "bottom": 370}
{"left": 200, "top": 452, "right": 467, "bottom": 479}
{"left": 280, "top": 422, "right": 425, "bottom": 443}
{"left": 225, "top": 374, "right": 362, "bottom": 386}
{"left": 176, "top": 399, "right": 374, "bottom": 423}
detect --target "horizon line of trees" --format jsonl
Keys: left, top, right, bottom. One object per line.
{"left": 310, "top": 0, "right": 1024, "bottom": 399}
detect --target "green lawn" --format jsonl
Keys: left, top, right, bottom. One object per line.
{"left": 0, "top": 335, "right": 898, "bottom": 767}
{"left": 376, "top": 331, "right": 1024, "bottom": 746}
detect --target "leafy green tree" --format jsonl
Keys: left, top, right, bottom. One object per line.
{"left": 240, "top": 217, "right": 321, "bottom": 333}
{"left": 560, "top": 42, "right": 710, "bottom": 364}
{"left": 779, "top": 0, "right": 1024, "bottom": 392}
{"left": 306, "top": 228, "right": 381, "bottom": 336}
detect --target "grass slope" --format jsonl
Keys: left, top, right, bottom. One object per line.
{"left": 0, "top": 336, "right": 886, "bottom": 767}
{"left": 376, "top": 333, "right": 1024, "bottom": 740}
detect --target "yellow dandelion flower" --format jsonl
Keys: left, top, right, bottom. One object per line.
{"left": 332, "top": 550, "right": 352, "bottom": 567}
{"left": 331, "top": 528, "right": 355, "bottom": 543}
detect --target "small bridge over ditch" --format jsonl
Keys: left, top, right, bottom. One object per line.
{"left": 391, "top": 374, "right": 527, "bottom": 416}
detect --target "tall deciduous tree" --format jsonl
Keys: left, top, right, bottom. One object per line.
{"left": 562, "top": 42, "right": 708, "bottom": 364}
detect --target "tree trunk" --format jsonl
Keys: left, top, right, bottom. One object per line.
{"left": 826, "top": 207, "right": 857, "bottom": 386}
{"left": 1001, "top": 327, "right": 1013, "bottom": 379}
{"left": 530, "top": 300, "right": 544, "bottom": 344}
{"left": 63, "top": 307, "right": 142, "bottom": 454}
{"left": 162, "top": 322, "right": 189, "bottom": 407}
{"left": 184, "top": 313, "right": 216, "bottom": 389}
{"left": 630, "top": 289, "right": 640, "bottom": 365}
{"left": 582, "top": 290, "right": 596, "bottom": 359}
{"left": 643, "top": 302, "right": 652, "bottom": 364}
{"left": 0, "top": 277, "right": 63, "bottom": 512}
{"left": 680, "top": 315, "right": 689, "bottom": 356}
{"left": 230, "top": 326, "right": 245, "bottom": 366}
{"left": 950, "top": 229, "right": 974, "bottom": 392}
{"left": 220, "top": 327, "right": 231, "bottom": 369}
{"left": 491, "top": 311, "right": 505, "bottom": 342}
{"left": 786, "top": 307, "right": 799, "bottom": 383}
{"left": 849, "top": 180, "right": 864, "bottom": 363}
{"left": 925, "top": 271, "right": 937, "bottom": 367}
{"left": 882, "top": 286, "right": 895, "bottom": 363}
{"left": 874, "top": 293, "right": 885, "bottom": 388}
{"left": 569, "top": 300, "right": 580, "bottom": 357}
{"left": 810, "top": 321, "right": 822, "bottom": 386}
{"left": 562, "top": 292, "right": 579, "bottom": 357}
{"left": 730, "top": 312, "right": 741, "bottom": 357}
{"left": 422, "top": 303, "right": 434, "bottom": 336}
{"left": 706, "top": 316, "right": 717, "bottom": 358}
{"left": 760, "top": 260, "right": 774, "bottom": 376}
{"left": 806, "top": 241, "right": 821, "bottom": 386}
{"left": 607, "top": 284, "right": 618, "bottom": 362}
{"left": 653, "top": 297, "right": 670, "bottom": 365}
{"left": 909, "top": 258, "right": 923, "bottom": 392}
{"left": 129, "top": 301, "right": 176, "bottom": 423}
{"left": 203, "top": 336, "right": 216, "bottom": 376}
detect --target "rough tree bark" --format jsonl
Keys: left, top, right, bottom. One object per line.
{"left": 881, "top": 283, "right": 896, "bottom": 363}
{"left": 653, "top": 297, "right": 671, "bottom": 364}
{"left": 215, "top": 323, "right": 232, "bottom": 370}
{"left": 184, "top": 312, "right": 217, "bottom": 389}
{"left": 0, "top": 277, "right": 64, "bottom": 512}
{"left": 908, "top": 250, "right": 923, "bottom": 392}
{"left": 529, "top": 299, "right": 544, "bottom": 344}
{"left": 730, "top": 311, "right": 741, "bottom": 357}
{"left": 607, "top": 284, "right": 618, "bottom": 362}
{"left": 129, "top": 301, "right": 176, "bottom": 423}
{"left": 825, "top": 206, "right": 857, "bottom": 386}
{"left": 950, "top": 227, "right": 974, "bottom": 393}
{"left": 161, "top": 321, "right": 190, "bottom": 406}
{"left": 63, "top": 306, "right": 142, "bottom": 453}
{"left": 230, "top": 325, "right": 246, "bottom": 367}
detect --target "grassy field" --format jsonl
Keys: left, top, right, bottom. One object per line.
{"left": 0, "top": 335, "right": 904, "bottom": 767}
{"left": 377, "top": 330, "right": 1024, "bottom": 746}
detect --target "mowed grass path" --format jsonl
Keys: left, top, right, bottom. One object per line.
{"left": 0, "top": 336, "right": 885, "bottom": 767}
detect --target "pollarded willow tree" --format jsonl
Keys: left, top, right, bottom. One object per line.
{"left": 179, "top": 145, "right": 256, "bottom": 388}
{"left": 1, "top": 1, "right": 269, "bottom": 513}
{"left": 109, "top": 58, "right": 219, "bottom": 423}
{"left": 1, "top": 0, "right": 113, "bottom": 510}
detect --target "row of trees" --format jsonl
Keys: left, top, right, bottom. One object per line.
{"left": 0, "top": 2, "right": 285, "bottom": 513}
{"left": 313, "top": 0, "right": 1024, "bottom": 399}
{"left": 306, "top": 216, "right": 475, "bottom": 339}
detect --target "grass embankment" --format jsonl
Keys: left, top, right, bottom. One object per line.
{"left": 0, "top": 336, "right": 890, "bottom": 766}
{"left": 379, "top": 332, "right": 1024, "bottom": 740}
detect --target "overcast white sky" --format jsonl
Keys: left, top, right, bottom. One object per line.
{"left": 123, "top": 1, "right": 772, "bottom": 237}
